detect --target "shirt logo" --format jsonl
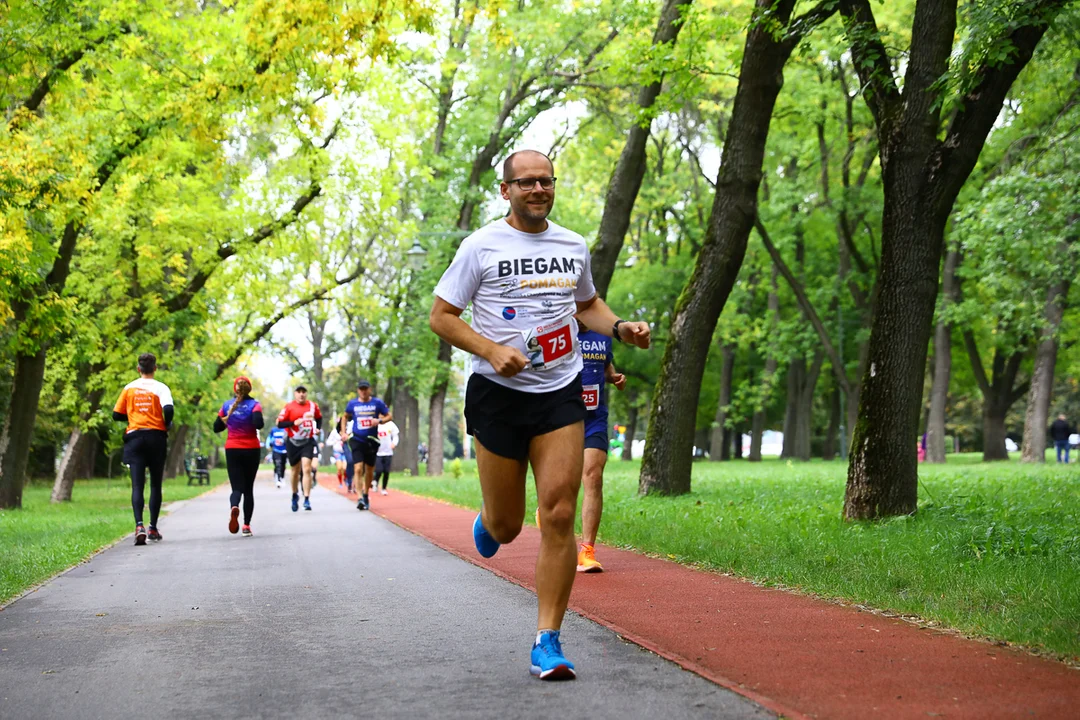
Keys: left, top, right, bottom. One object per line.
{"left": 502, "top": 307, "right": 517, "bottom": 320}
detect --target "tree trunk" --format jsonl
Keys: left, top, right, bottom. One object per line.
{"left": 927, "top": 248, "right": 960, "bottom": 463}
{"left": 0, "top": 348, "right": 48, "bottom": 509}
{"left": 1021, "top": 267, "right": 1070, "bottom": 462}
{"left": 709, "top": 344, "right": 735, "bottom": 460}
{"left": 823, "top": 382, "right": 840, "bottom": 460}
{"left": 426, "top": 340, "right": 451, "bottom": 476}
{"left": 52, "top": 427, "right": 94, "bottom": 503}
{"left": 732, "top": 423, "right": 744, "bottom": 459}
{"left": 622, "top": 404, "right": 638, "bottom": 461}
{"left": 164, "top": 425, "right": 188, "bottom": 479}
{"left": 638, "top": 0, "right": 829, "bottom": 496}
{"left": 590, "top": 0, "right": 695, "bottom": 298}
{"left": 781, "top": 358, "right": 804, "bottom": 458}
{"left": 840, "top": 0, "right": 1063, "bottom": 519}
{"left": 982, "top": 399, "right": 1011, "bottom": 461}
{"left": 795, "top": 352, "right": 823, "bottom": 461}
{"left": 749, "top": 269, "right": 780, "bottom": 462}
{"left": 395, "top": 383, "right": 420, "bottom": 476}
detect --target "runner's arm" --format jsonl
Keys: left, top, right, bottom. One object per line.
{"left": 213, "top": 416, "right": 226, "bottom": 433}
{"left": 251, "top": 410, "right": 264, "bottom": 429}
{"left": 430, "top": 296, "right": 528, "bottom": 377}
{"left": 576, "top": 295, "right": 651, "bottom": 349}
{"left": 112, "top": 411, "right": 127, "bottom": 422}
{"left": 163, "top": 405, "right": 173, "bottom": 429}
{"left": 605, "top": 362, "right": 627, "bottom": 391}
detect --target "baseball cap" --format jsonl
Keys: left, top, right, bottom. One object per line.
{"left": 356, "top": 379, "right": 371, "bottom": 389}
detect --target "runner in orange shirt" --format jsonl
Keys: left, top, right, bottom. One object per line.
{"left": 112, "top": 353, "right": 174, "bottom": 545}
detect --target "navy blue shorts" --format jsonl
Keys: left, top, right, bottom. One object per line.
{"left": 584, "top": 416, "right": 608, "bottom": 451}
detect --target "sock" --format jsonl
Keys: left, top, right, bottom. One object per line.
{"left": 535, "top": 629, "right": 558, "bottom": 644}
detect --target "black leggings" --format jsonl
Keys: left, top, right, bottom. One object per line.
{"left": 376, "top": 470, "right": 390, "bottom": 489}
{"left": 125, "top": 431, "right": 168, "bottom": 527}
{"left": 272, "top": 452, "right": 287, "bottom": 481}
{"left": 226, "top": 448, "right": 261, "bottom": 524}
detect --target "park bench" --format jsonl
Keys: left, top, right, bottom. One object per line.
{"left": 185, "top": 455, "right": 211, "bottom": 486}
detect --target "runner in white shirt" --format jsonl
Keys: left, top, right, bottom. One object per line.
{"left": 374, "top": 419, "right": 400, "bottom": 495}
{"left": 430, "top": 149, "right": 650, "bottom": 681}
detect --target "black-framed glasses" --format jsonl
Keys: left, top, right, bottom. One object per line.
{"left": 506, "top": 176, "right": 557, "bottom": 190}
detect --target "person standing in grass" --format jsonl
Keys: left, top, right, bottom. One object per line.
{"left": 113, "top": 352, "right": 173, "bottom": 546}
{"left": 1050, "top": 414, "right": 1075, "bottom": 464}
{"left": 429, "top": 149, "right": 650, "bottom": 681}
{"left": 214, "top": 377, "right": 264, "bottom": 537}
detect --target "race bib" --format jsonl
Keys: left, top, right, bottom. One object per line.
{"left": 358, "top": 417, "right": 378, "bottom": 429}
{"left": 582, "top": 384, "right": 600, "bottom": 411}
{"left": 293, "top": 418, "right": 315, "bottom": 441}
{"left": 522, "top": 315, "right": 575, "bottom": 371}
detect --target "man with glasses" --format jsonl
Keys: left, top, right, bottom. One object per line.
{"left": 430, "top": 149, "right": 651, "bottom": 681}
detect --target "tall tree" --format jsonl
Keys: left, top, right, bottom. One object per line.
{"left": 639, "top": 0, "right": 837, "bottom": 495}
{"left": 838, "top": 0, "right": 1069, "bottom": 518}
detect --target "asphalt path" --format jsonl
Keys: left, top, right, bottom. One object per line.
{"left": 0, "top": 477, "right": 771, "bottom": 720}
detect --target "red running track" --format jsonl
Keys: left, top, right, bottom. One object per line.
{"left": 323, "top": 477, "right": 1079, "bottom": 719}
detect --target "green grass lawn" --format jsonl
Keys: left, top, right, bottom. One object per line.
{"left": 0, "top": 472, "right": 226, "bottom": 605}
{"left": 395, "top": 454, "right": 1080, "bottom": 661}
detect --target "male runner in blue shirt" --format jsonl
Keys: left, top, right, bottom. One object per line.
{"left": 343, "top": 380, "right": 391, "bottom": 510}
{"left": 266, "top": 425, "right": 288, "bottom": 489}
{"left": 574, "top": 320, "right": 625, "bottom": 571}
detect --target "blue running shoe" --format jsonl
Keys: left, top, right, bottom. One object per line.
{"left": 472, "top": 512, "right": 500, "bottom": 558}
{"left": 291, "top": 493, "right": 299, "bottom": 512}
{"left": 303, "top": 497, "right": 311, "bottom": 511}
{"left": 530, "top": 631, "right": 576, "bottom": 680}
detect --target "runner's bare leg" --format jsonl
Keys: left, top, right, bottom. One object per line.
{"left": 531, "top": 421, "right": 584, "bottom": 632}
{"left": 290, "top": 461, "right": 301, "bottom": 495}
{"left": 300, "top": 456, "right": 313, "bottom": 497}
{"left": 474, "top": 440, "right": 528, "bottom": 544}
{"left": 580, "top": 448, "right": 607, "bottom": 546}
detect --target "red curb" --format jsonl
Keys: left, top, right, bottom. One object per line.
{"left": 320, "top": 474, "right": 1080, "bottom": 719}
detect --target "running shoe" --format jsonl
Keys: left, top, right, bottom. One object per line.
{"left": 228, "top": 506, "right": 240, "bottom": 534}
{"left": 362, "top": 493, "right": 370, "bottom": 509}
{"left": 275, "top": 479, "right": 283, "bottom": 489}
{"left": 148, "top": 526, "right": 162, "bottom": 542}
{"left": 291, "top": 493, "right": 299, "bottom": 512}
{"left": 577, "top": 544, "right": 604, "bottom": 573}
{"left": 530, "top": 631, "right": 576, "bottom": 680}
{"left": 134, "top": 524, "right": 147, "bottom": 546}
{"left": 356, "top": 498, "right": 367, "bottom": 511}
{"left": 472, "top": 512, "right": 500, "bottom": 558}
{"left": 303, "top": 497, "right": 312, "bottom": 511}
{"left": 241, "top": 525, "right": 253, "bottom": 537}
{"left": 380, "top": 488, "right": 388, "bottom": 496}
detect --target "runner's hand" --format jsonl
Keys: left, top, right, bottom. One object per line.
{"left": 486, "top": 344, "right": 529, "bottom": 377}
{"left": 617, "top": 321, "right": 651, "bottom": 349}
{"left": 609, "top": 372, "right": 627, "bottom": 391}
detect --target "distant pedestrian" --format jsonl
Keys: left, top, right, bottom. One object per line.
{"left": 214, "top": 377, "right": 264, "bottom": 537}
{"left": 113, "top": 352, "right": 173, "bottom": 545}
{"left": 375, "top": 416, "right": 400, "bottom": 495}
{"left": 1050, "top": 414, "right": 1075, "bottom": 464}
{"left": 266, "top": 425, "right": 288, "bottom": 488}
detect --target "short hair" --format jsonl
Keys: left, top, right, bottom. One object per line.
{"left": 295, "top": 385, "right": 308, "bottom": 393}
{"left": 502, "top": 150, "right": 554, "bottom": 181}
{"left": 137, "top": 353, "right": 157, "bottom": 374}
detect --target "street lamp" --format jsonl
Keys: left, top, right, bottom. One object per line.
{"left": 406, "top": 240, "right": 428, "bottom": 270}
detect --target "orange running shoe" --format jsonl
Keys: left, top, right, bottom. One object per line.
{"left": 576, "top": 544, "right": 603, "bottom": 573}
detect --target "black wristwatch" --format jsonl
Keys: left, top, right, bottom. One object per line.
{"left": 613, "top": 319, "right": 626, "bottom": 343}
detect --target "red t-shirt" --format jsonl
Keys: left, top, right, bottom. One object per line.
{"left": 277, "top": 401, "right": 321, "bottom": 443}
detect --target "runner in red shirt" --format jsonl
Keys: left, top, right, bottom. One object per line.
{"left": 276, "top": 386, "right": 322, "bottom": 512}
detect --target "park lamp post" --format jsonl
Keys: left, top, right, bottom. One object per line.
{"left": 406, "top": 239, "right": 428, "bottom": 271}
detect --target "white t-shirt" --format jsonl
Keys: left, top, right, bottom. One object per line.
{"left": 434, "top": 218, "right": 597, "bottom": 393}
{"left": 377, "top": 421, "right": 400, "bottom": 456}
